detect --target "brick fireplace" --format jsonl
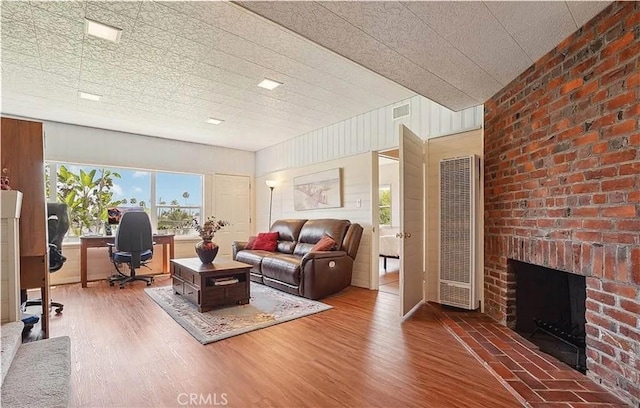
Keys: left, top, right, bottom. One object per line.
{"left": 484, "top": 2, "right": 639, "bottom": 406}
{"left": 513, "top": 260, "right": 587, "bottom": 372}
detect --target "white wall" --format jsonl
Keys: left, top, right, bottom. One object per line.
{"left": 378, "top": 160, "right": 400, "bottom": 230}
{"left": 256, "top": 153, "right": 373, "bottom": 289}
{"left": 256, "top": 95, "right": 483, "bottom": 176}
{"left": 44, "top": 121, "right": 255, "bottom": 176}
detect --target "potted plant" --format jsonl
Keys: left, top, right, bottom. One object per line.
{"left": 180, "top": 221, "right": 192, "bottom": 236}
{"left": 192, "top": 216, "right": 230, "bottom": 264}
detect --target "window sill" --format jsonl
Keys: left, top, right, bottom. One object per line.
{"left": 174, "top": 235, "right": 200, "bottom": 242}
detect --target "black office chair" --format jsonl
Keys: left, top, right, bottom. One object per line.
{"left": 23, "top": 203, "right": 69, "bottom": 314}
{"left": 108, "top": 211, "right": 155, "bottom": 289}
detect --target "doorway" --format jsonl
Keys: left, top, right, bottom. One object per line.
{"left": 213, "top": 174, "right": 251, "bottom": 258}
{"left": 377, "top": 151, "right": 400, "bottom": 296}
{"left": 371, "top": 125, "right": 425, "bottom": 318}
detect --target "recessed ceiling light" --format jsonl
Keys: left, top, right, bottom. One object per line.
{"left": 78, "top": 91, "right": 101, "bottom": 101}
{"left": 205, "top": 118, "right": 224, "bottom": 125}
{"left": 257, "top": 78, "right": 283, "bottom": 90}
{"left": 85, "top": 19, "right": 122, "bottom": 43}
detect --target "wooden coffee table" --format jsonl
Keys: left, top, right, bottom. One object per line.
{"left": 171, "top": 258, "right": 251, "bottom": 312}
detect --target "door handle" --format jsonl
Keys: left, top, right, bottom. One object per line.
{"left": 396, "top": 233, "right": 404, "bottom": 238}
{"left": 396, "top": 232, "right": 411, "bottom": 239}
{"left": 406, "top": 233, "right": 411, "bottom": 238}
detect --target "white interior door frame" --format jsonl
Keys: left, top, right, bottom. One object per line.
{"left": 213, "top": 174, "right": 251, "bottom": 258}
{"left": 370, "top": 151, "right": 380, "bottom": 290}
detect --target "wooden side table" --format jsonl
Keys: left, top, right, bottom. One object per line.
{"left": 171, "top": 258, "right": 250, "bottom": 312}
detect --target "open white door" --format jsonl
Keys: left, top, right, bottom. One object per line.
{"left": 214, "top": 174, "right": 251, "bottom": 258}
{"left": 399, "top": 125, "right": 425, "bottom": 317}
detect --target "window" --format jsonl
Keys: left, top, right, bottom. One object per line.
{"left": 379, "top": 186, "right": 391, "bottom": 226}
{"left": 156, "top": 172, "right": 202, "bottom": 233}
{"left": 46, "top": 162, "right": 203, "bottom": 238}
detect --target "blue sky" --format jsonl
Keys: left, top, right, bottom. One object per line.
{"left": 60, "top": 165, "right": 202, "bottom": 206}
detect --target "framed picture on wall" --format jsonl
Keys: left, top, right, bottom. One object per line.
{"left": 293, "top": 168, "right": 342, "bottom": 210}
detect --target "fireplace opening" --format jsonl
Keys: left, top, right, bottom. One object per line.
{"left": 512, "top": 260, "right": 587, "bottom": 373}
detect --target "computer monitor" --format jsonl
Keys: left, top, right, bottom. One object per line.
{"left": 107, "top": 206, "right": 145, "bottom": 225}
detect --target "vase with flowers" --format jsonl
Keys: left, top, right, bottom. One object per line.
{"left": 193, "top": 216, "right": 230, "bottom": 264}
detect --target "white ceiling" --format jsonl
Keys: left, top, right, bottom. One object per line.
{"left": 1, "top": 1, "right": 611, "bottom": 151}
{"left": 0, "top": 1, "right": 414, "bottom": 151}
{"left": 239, "top": 1, "right": 611, "bottom": 111}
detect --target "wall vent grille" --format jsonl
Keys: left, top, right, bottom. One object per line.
{"left": 439, "top": 283, "right": 472, "bottom": 309}
{"left": 392, "top": 103, "right": 410, "bottom": 120}
{"left": 438, "top": 155, "right": 479, "bottom": 310}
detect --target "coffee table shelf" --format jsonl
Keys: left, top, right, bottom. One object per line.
{"left": 171, "top": 258, "right": 251, "bottom": 312}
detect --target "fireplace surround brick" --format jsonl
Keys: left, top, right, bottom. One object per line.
{"left": 484, "top": 2, "right": 639, "bottom": 405}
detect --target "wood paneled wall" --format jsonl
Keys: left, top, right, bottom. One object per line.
{"left": 256, "top": 95, "right": 483, "bottom": 176}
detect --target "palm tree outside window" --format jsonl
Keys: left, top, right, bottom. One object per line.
{"left": 45, "top": 162, "right": 203, "bottom": 239}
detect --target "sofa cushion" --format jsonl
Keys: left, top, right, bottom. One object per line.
{"left": 270, "top": 219, "right": 307, "bottom": 254}
{"left": 277, "top": 241, "right": 296, "bottom": 254}
{"left": 236, "top": 250, "right": 272, "bottom": 275}
{"left": 261, "top": 254, "right": 302, "bottom": 286}
{"left": 294, "top": 219, "right": 350, "bottom": 257}
{"left": 310, "top": 235, "right": 336, "bottom": 252}
{"left": 252, "top": 232, "right": 278, "bottom": 251}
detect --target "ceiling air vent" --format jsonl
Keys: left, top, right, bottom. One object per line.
{"left": 392, "top": 103, "right": 410, "bottom": 120}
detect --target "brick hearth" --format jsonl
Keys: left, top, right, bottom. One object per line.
{"left": 483, "top": 1, "right": 639, "bottom": 405}
{"left": 435, "top": 307, "right": 626, "bottom": 407}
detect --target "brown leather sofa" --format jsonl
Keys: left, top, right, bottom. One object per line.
{"left": 232, "top": 219, "right": 363, "bottom": 300}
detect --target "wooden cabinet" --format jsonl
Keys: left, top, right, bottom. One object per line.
{"left": 172, "top": 258, "right": 250, "bottom": 312}
{"left": 0, "top": 117, "right": 49, "bottom": 337}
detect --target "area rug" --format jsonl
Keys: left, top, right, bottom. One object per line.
{"left": 145, "top": 283, "right": 332, "bottom": 344}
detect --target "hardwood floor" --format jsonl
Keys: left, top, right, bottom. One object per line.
{"left": 48, "top": 277, "right": 521, "bottom": 407}
{"left": 379, "top": 258, "right": 399, "bottom": 295}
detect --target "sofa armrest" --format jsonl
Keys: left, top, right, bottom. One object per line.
{"left": 300, "top": 251, "right": 353, "bottom": 299}
{"left": 301, "top": 250, "right": 348, "bottom": 263}
{"left": 232, "top": 241, "right": 248, "bottom": 260}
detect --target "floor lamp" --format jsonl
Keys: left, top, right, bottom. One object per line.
{"left": 265, "top": 180, "right": 277, "bottom": 228}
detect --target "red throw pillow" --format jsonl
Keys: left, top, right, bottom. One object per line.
{"left": 311, "top": 235, "right": 336, "bottom": 252}
{"left": 245, "top": 236, "right": 257, "bottom": 250}
{"left": 252, "top": 232, "right": 278, "bottom": 251}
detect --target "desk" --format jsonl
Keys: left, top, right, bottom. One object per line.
{"left": 80, "top": 234, "right": 175, "bottom": 288}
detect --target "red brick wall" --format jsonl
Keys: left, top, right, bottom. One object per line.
{"left": 483, "top": 2, "right": 639, "bottom": 405}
